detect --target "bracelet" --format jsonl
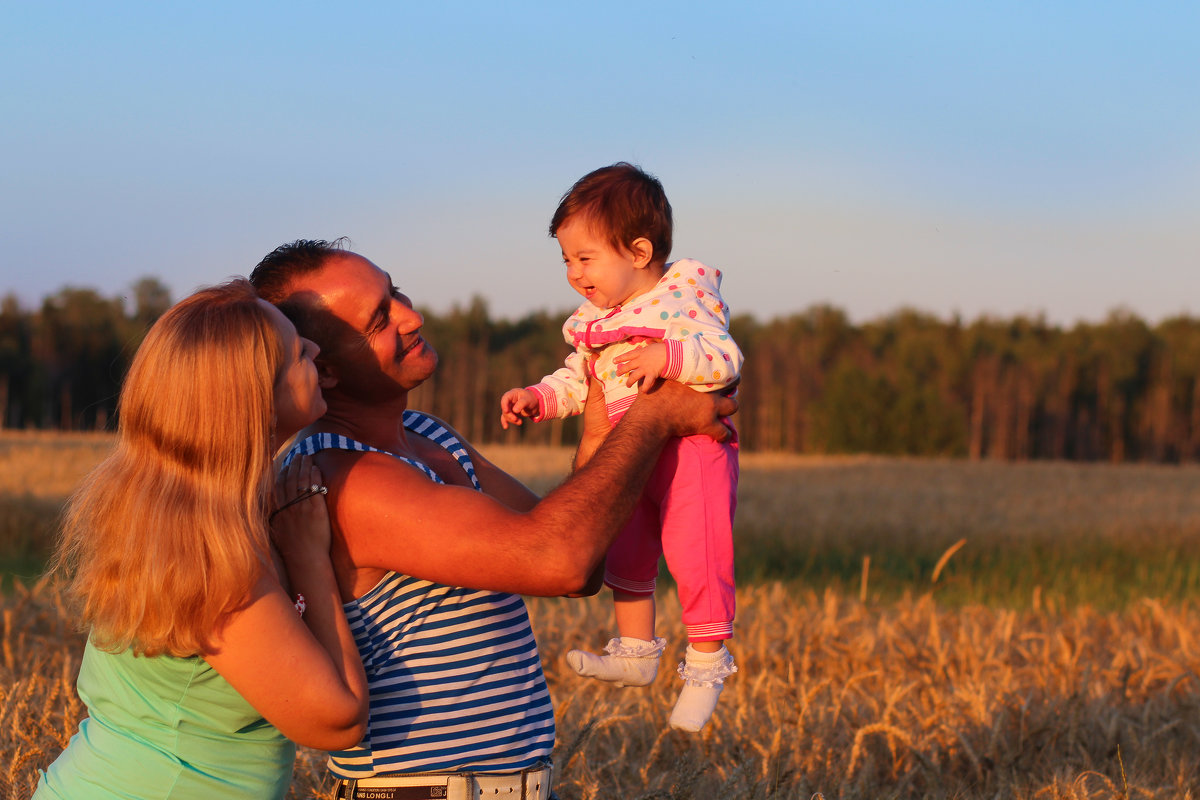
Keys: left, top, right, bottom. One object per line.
{"left": 293, "top": 593, "right": 306, "bottom": 616}
{"left": 269, "top": 484, "right": 328, "bottom": 523}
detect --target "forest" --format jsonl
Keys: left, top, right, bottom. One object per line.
{"left": 5, "top": 278, "right": 1200, "bottom": 462}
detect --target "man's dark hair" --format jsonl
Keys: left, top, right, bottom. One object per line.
{"left": 249, "top": 239, "right": 348, "bottom": 304}
{"left": 549, "top": 163, "right": 673, "bottom": 267}
{"left": 249, "top": 238, "right": 350, "bottom": 355}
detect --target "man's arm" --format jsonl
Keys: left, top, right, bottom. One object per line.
{"left": 572, "top": 359, "right": 612, "bottom": 472}
{"left": 321, "top": 380, "right": 735, "bottom": 597}
{"left": 560, "top": 373, "right": 617, "bottom": 596}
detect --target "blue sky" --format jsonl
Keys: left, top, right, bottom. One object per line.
{"left": 3, "top": 1, "right": 1197, "bottom": 324}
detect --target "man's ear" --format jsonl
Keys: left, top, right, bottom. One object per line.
{"left": 629, "top": 237, "right": 654, "bottom": 270}
{"left": 316, "top": 357, "right": 339, "bottom": 390}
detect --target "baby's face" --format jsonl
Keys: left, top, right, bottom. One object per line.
{"left": 556, "top": 216, "right": 659, "bottom": 309}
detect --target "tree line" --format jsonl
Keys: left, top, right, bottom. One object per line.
{"left": 6, "top": 280, "right": 1200, "bottom": 463}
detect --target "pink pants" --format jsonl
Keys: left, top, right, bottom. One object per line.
{"left": 603, "top": 433, "right": 738, "bottom": 642}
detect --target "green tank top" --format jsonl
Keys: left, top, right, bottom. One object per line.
{"left": 34, "top": 638, "right": 295, "bottom": 799}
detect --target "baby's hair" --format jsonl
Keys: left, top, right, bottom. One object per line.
{"left": 550, "top": 162, "right": 673, "bottom": 267}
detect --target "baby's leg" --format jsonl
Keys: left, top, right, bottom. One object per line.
{"left": 567, "top": 492, "right": 665, "bottom": 687}
{"left": 669, "top": 640, "right": 737, "bottom": 732}
{"left": 658, "top": 435, "right": 740, "bottom": 731}
{"left": 566, "top": 591, "right": 663, "bottom": 686}
{"left": 614, "top": 591, "right": 656, "bottom": 641}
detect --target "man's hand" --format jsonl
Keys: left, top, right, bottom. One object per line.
{"left": 634, "top": 380, "right": 737, "bottom": 442}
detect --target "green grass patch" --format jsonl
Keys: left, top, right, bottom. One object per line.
{"left": 733, "top": 523, "right": 1200, "bottom": 610}
{"left": 0, "top": 493, "right": 62, "bottom": 591}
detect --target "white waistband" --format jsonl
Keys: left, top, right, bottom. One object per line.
{"left": 336, "top": 763, "right": 552, "bottom": 800}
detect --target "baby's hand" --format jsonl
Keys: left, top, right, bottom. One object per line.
{"left": 615, "top": 342, "right": 668, "bottom": 390}
{"left": 500, "top": 388, "right": 540, "bottom": 429}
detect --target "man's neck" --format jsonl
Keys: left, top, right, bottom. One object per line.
{"left": 305, "top": 391, "right": 413, "bottom": 453}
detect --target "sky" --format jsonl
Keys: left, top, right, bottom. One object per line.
{"left": 2, "top": 1, "right": 1198, "bottom": 326}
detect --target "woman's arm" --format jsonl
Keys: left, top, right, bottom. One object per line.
{"left": 204, "top": 457, "right": 368, "bottom": 751}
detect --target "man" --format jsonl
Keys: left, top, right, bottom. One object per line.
{"left": 250, "top": 240, "right": 735, "bottom": 800}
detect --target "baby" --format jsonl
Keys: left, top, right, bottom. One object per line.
{"left": 500, "top": 163, "right": 741, "bottom": 731}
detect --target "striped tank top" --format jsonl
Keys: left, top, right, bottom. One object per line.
{"left": 285, "top": 411, "right": 555, "bottom": 777}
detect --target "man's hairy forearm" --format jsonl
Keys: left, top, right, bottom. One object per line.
{"left": 528, "top": 402, "right": 671, "bottom": 581}
{"left": 572, "top": 428, "right": 606, "bottom": 472}
{"left": 519, "top": 381, "right": 732, "bottom": 594}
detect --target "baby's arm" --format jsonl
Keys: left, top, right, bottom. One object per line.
{"left": 503, "top": 349, "right": 591, "bottom": 427}
{"left": 651, "top": 261, "right": 743, "bottom": 390}
{"left": 663, "top": 327, "right": 743, "bottom": 389}
{"left": 614, "top": 309, "right": 742, "bottom": 393}
{"left": 500, "top": 387, "right": 542, "bottom": 429}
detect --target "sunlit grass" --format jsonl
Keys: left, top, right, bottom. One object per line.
{"left": 0, "top": 431, "right": 115, "bottom": 499}
{"left": 7, "top": 435, "right": 1200, "bottom": 606}
{"left": 8, "top": 435, "right": 1200, "bottom": 797}
{"left": 9, "top": 577, "right": 1199, "bottom": 799}
{"left": 731, "top": 457, "right": 1200, "bottom": 609}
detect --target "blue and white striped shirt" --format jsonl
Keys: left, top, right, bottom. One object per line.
{"left": 285, "top": 411, "right": 555, "bottom": 777}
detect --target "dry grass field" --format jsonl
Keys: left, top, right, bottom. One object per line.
{"left": 4, "top": 433, "right": 1200, "bottom": 798}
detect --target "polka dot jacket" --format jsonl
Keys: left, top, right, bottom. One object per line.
{"left": 527, "top": 259, "right": 743, "bottom": 424}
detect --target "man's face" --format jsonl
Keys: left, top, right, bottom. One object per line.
{"left": 292, "top": 253, "right": 438, "bottom": 399}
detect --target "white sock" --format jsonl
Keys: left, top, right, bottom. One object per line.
{"left": 565, "top": 636, "right": 666, "bottom": 687}
{"left": 669, "top": 645, "right": 737, "bottom": 732}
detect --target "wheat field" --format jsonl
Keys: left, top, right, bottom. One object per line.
{"left": 4, "top": 433, "right": 1200, "bottom": 798}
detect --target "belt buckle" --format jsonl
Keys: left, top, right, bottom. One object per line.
{"left": 468, "top": 767, "right": 541, "bottom": 800}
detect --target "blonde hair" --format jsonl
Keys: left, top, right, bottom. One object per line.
{"left": 53, "top": 280, "right": 284, "bottom": 657}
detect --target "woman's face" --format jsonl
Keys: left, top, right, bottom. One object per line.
{"left": 261, "top": 300, "right": 326, "bottom": 441}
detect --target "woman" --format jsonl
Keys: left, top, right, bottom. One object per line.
{"left": 34, "top": 280, "right": 368, "bottom": 799}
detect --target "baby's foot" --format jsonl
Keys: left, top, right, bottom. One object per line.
{"left": 565, "top": 636, "right": 666, "bottom": 687}
{"left": 668, "top": 645, "right": 737, "bottom": 732}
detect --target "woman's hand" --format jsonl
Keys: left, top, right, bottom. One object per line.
{"left": 204, "top": 452, "right": 368, "bottom": 751}
{"left": 270, "top": 455, "right": 331, "bottom": 564}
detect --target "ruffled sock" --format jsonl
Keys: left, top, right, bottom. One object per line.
{"left": 565, "top": 636, "right": 666, "bottom": 687}
{"left": 668, "top": 644, "right": 737, "bottom": 732}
